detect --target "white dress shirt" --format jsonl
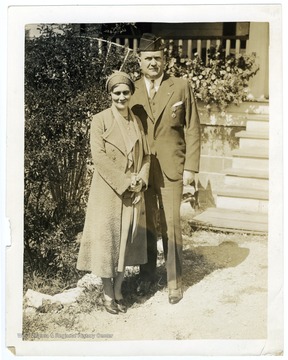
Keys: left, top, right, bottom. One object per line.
{"left": 144, "top": 74, "right": 164, "bottom": 96}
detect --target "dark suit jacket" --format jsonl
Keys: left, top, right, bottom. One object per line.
{"left": 130, "top": 73, "right": 201, "bottom": 180}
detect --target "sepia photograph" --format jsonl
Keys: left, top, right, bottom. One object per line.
{"left": 3, "top": 3, "right": 284, "bottom": 358}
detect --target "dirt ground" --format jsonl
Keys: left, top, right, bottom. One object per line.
{"left": 23, "top": 226, "right": 268, "bottom": 348}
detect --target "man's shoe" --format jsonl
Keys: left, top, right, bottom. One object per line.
{"left": 115, "top": 299, "right": 127, "bottom": 313}
{"left": 168, "top": 295, "right": 182, "bottom": 305}
{"left": 168, "top": 288, "right": 183, "bottom": 305}
{"left": 136, "top": 280, "right": 152, "bottom": 296}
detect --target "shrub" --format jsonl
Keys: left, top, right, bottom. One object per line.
{"left": 165, "top": 41, "right": 260, "bottom": 113}
{"left": 24, "top": 24, "right": 129, "bottom": 281}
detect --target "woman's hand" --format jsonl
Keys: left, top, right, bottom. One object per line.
{"left": 132, "top": 193, "right": 142, "bottom": 205}
{"left": 129, "top": 180, "right": 142, "bottom": 193}
{"left": 129, "top": 173, "right": 143, "bottom": 193}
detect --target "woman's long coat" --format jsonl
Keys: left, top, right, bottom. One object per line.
{"left": 77, "top": 107, "right": 150, "bottom": 278}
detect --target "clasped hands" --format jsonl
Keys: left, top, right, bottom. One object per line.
{"left": 128, "top": 173, "right": 143, "bottom": 205}
{"left": 127, "top": 171, "right": 195, "bottom": 204}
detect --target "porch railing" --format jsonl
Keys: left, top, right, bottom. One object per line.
{"left": 113, "top": 35, "right": 248, "bottom": 64}
{"left": 75, "top": 34, "right": 250, "bottom": 73}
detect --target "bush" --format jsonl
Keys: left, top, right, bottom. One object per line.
{"left": 24, "top": 24, "right": 130, "bottom": 281}
{"left": 165, "top": 41, "right": 260, "bottom": 113}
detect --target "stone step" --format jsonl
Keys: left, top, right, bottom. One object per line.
{"left": 224, "top": 167, "right": 269, "bottom": 191}
{"left": 239, "top": 137, "right": 269, "bottom": 149}
{"left": 224, "top": 167, "right": 269, "bottom": 179}
{"left": 232, "top": 147, "right": 269, "bottom": 159}
{"left": 246, "top": 119, "right": 269, "bottom": 132}
{"left": 216, "top": 196, "right": 268, "bottom": 213}
{"left": 232, "top": 156, "right": 268, "bottom": 170}
{"left": 246, "top": 114, "right": 269, "bottom": 120}
{"left": 217, "top": 186, "right": 269, "bottom": 200}
{"left": 216, "top": 186, "right": 269, "bottom": 213}
{"left": 236, "top": 127, "right": 269, "bottom": 148}
{"left": 190, "top": 207, "right": 268, "bottom": 234}
{"left": 236, "top": 130, "right": 269, "bottom": 139}
{"left": 224, "top": 174, "right": 269, "bottom": 191}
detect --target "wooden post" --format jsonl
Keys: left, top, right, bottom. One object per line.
{"left": 225, "top": 39, "right": 231, "bottom": 57}
{"left": 206, "top": 39, "right": 211, "bottom": 65}
{"left": 235, "top": 39, "right": 241, "bottom": 55}
{"left": 197, "top": 40, "right": 201, "bottom": 58}
{"left": 187, "top": 39, "right": 192, "bottom": 59}
{"left": 178, "top": 39, "right": 183, "bottom": 57}
{"left": 133, "top": 38, "right": 138, "bottom": 53}
{"left": 246, "top": 22, "right": 269, "bottom": 99}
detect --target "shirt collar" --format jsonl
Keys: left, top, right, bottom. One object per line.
{"left": 144, "top": 74, "right": 164, "bottom": 93}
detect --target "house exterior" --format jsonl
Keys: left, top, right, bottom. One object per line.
{"left": 77, "top": 22, "right": 269, "bottom": 99}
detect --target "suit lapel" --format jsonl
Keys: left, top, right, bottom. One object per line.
{"left": 153, "top": 75, "right": 174, "bottom": 122}
{"left": 135, "top": 78, "right": 154, "bottom": 122}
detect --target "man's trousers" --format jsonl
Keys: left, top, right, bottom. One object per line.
{"left": 140, "top": 155, "right": 183, "bottom": 291}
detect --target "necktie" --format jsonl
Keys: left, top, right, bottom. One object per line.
{"left": 149, "top": 80, "right": 156, "bottom": 99}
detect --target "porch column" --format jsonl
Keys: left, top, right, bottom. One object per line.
{"left": 246, "top": 22, "right": 269, "bottom": 99}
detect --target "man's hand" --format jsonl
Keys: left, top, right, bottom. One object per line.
{"left": 183, "top": 170, "right": 195, "bottom": 186}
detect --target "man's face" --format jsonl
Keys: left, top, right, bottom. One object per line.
{"left": 138, "top": 50, "right": 165, "bottom": 80}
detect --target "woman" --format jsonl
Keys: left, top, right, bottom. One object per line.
{"left": 77, "top": 71, "right": 150, "bottom": 315}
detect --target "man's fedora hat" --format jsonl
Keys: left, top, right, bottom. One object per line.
{"left": 138, "top": 33, "right": 165, "bottom": 52}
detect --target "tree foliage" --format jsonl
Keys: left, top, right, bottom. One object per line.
{"left": 24, "top": 24, "right": 130, "bottom": 280}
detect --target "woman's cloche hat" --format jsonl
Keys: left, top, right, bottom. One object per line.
{"left": 105, "top": 71, "right": 135, "bottom": 94}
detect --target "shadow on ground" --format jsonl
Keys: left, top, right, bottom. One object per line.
{"left": 122, "top": 239, "right": 249, "bottom": 308}
{"left": 182, "top": 241, "right": 249, "bottom": 292}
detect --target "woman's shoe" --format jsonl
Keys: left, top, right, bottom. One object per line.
{"left": 103, "top": 299, "right": 119, "bottom": 315}
{"left": 115, "top": 299, "right": 127, "bottom": 313}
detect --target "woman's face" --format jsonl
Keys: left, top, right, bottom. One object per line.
{"left": 111, "top": 83, "right": 131, "bottom": 112}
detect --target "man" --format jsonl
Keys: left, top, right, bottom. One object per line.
{"left": 130, "top": 33, "right": 200, "bottom": 304}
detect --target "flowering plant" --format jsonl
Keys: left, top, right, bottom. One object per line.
{"left": 165, "top": 42, "right": 260, "bottom": 113}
